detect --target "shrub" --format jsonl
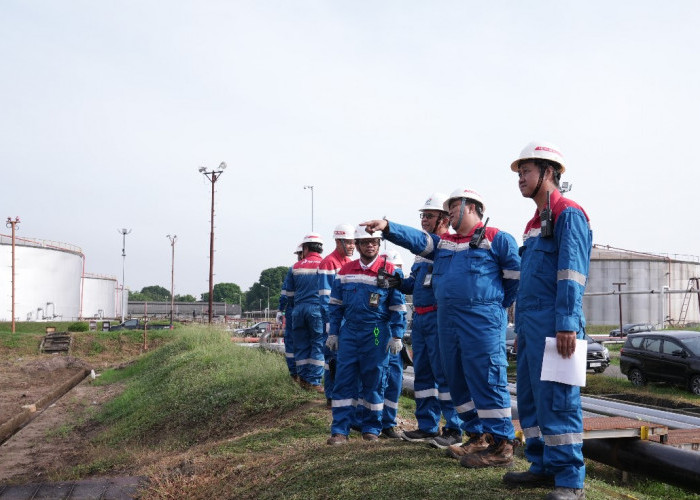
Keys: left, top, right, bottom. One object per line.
{"left": 67, "top": 322, "right": 89, "bottom": 332}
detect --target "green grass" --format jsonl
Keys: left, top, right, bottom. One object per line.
{"left": 93, "top": 327, "right": 316, "bottom": 447}
{"left": 16, "top": 323, "right": 696, "bottom": 498}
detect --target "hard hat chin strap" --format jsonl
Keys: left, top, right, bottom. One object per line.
{"left": 340, "top": 239, "right": 351, "bottom": 257}
{"left": 455, "top": 198, "right": 466, "bottom": 229}
{"left": 529, "top": 167, "right": 546, "bottom": 199}
{"left": 432, "top": 213, "right": 448, "bottom": 234}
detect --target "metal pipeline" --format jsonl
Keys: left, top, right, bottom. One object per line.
{"left": 583, "top": 438, "right": 700, "bottom": 491}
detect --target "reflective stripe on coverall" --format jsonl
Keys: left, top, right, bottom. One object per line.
{"left": 516, "top": 189, "right": 591, "bottom": 489}
{"left": 399, "top": 255, "right": 462, "bottom": 434}
{"left": 289, "top": 252, "right": 325, "bottom": 385}
{"left": 318, "top": 249, "right": 352, "bottom": 400}
{"left": 329, "top": 258, "right": 406, "bottom": 436}
{"left": 385, "top": 221, "right": 520, "bottom": 441}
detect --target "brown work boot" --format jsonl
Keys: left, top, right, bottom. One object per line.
{"left": 445, "top": 432, "right": 492, "bottom": 459}
{"left": 459, "top": 435, "right": 516, "bottom": 468}
{"left": 362, "top": 433, "right": 379, "bottom": 442}
{"left": 326, "top": 434, "right": 348, "bottom": 445}
{"left": 299, "top": 380, "right": 325, "bottom": 393}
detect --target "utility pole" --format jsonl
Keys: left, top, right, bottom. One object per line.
{"left": 261, "top": 284, "right": 269, "bottom": 320}
{"left": 613, "top": 282, "right": 626, "bottom": 336}
{"left": 199, "top": 162, "right": 227, "bottom": 323}
{"left": 167, "top": 234, "right": 177, "bottom": 328}
{"left": 6, "top": 217, "right": 20, "bottom": 333}
{"left": 303, "top": 185, "right": 314, "bottom": 231}
{"left": 118, "top": 228, "right": 131, "bottom": 323}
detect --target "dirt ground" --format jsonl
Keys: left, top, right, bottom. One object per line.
{"left": 0, "top": 355, "right": 113, "bottom": 483}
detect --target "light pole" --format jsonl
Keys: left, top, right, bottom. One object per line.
{"left": 167, "top": 234, "right": 177, "bottom": 328}
{"left": 6, "top": 217, "right": 20, "bottom": 333}
{"left": 199, "top": 162, "right": 227, "bottom": 323}
{"left": 118, "top": 228, "right": 131, "bottom": 323}
{"left": 303, "top": 185, "right": 314, "bottom": 231}
{"left": 613, "top": 282, "right": 626, "bottom": 336}
{"left": 261, "top": 284, "right": 270, "bottom": 320}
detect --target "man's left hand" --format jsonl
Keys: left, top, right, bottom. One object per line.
{"left": 556, "top": 331, "right": 576, "bottom": 358}
{"left": 387, "top": 337, "right": 403, "bottom": 355}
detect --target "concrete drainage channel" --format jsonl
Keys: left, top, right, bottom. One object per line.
{"left": 259, "top": 338, "right": 700, "bottom": 492}
{"left": 0, "top": 368, "right": 91, "bottom": 446}
{"left": 0, "top": 369, "right": 147, "bottom": 500}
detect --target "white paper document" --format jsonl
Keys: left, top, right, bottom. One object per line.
{"left": 540, "top": 338, "right": 587, "bottom": 387}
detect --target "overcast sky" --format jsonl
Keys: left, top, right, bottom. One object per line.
{"left": 2, "top": 1, "right": 700, "bottom": 298}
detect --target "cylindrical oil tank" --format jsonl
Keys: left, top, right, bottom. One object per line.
{"left": 584, "top": 246, "right": 700, "bottom": 326}
{"left": 82, "top": 273, "right": 118, "bottom": 319}
{"left": 0, "top": 235, "right": 83, "bottom": 322}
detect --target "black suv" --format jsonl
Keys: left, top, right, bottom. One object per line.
{"left": 620, "top": 330, "right": 700, "bottom": 395}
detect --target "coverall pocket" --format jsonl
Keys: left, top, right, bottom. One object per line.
{"left": 551, "top": 383, "right": 576, "bottom": 412}
{"left": 534, "top": 238, "right": 557, "bottom": 275}
{"left": 432, "top": 253, "right": 451, "bottom": 276}
{"left": 487, "top": 357, "right": 507, "bottom": 388}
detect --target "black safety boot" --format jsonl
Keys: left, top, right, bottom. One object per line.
{"left": 502, "top": 470, "right": 555, "bottom": 488}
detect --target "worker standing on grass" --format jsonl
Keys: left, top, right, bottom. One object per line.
{"left": 277, "top": 244, "right": 304, "bottom": 382}
{"left": 361, "top": 187, "right": 520, "bottom": 468}
{"left": 318, "top": 224, "right": 356, "bottom": 408}
{"left": 326, "top": 228, "right": 407, "bottom": 444}
{"left": 396, "top": 193, "right": 463, "bottom": 448}
{"left": 378, "top": 248, "right": 406, "bottom": 439}
{"left": 287, "top": 233, "right": 325, "bottom": 393}
{"left": 503, "top": 141, "right": 591, "bottom": 500}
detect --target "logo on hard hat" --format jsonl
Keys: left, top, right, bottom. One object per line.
{"left": 534, "top": 146, "right": 562, "bottom": 156}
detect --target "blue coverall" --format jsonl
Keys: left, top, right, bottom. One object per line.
{"left": 515, "top": 189, "right": 592, "bottom": 489}
{"left": 385, "top": 221, "right": 520, "bottom": 442}
{"left": 318, "top": 249, "right": 352, "bottom": 400}
{"left": 381, "top": 267, "right": 405, "bottom": 431}
{"left": 329, "top": 258, "right": 407, "bottom": 436}
{"left": 279, "top": 268, "right": 297, "bottom": 377}
{"left": 288, "top": 252, "right": 325, "bottom": 386}
{"left": 399, "top": 255, "right": 462, "bottom": 434}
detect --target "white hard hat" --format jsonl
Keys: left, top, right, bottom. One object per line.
{"left": 419, "top": 192, "right": 449, "bottom": 213}
{"left": 380, "top": 249, "right": 403, "bottom": 267}
{"left": 443, "top": 188, "right": 486, "bottom": 213}
{"left": 510, "top": 141, "right": 566, "bottom": 173}
{"left": 354, "top": 226, "right": 383, "bottom": 240}
{"left": 333, "top": 223, "right": 355, "bottom": 240}
{"left": 294, "top": 244, "right": 303, "bottom": 254}
{"left": 301, "top": 232, "right": 324, "bottom": 246}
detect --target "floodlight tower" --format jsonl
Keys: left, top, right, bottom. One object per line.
{"left": 118, "top": 227, "right": 132, "bottom": 323}
{"left": 199, "top": 162, "right": 227, "bottom": 323}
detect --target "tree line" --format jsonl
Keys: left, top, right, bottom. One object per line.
{"left": 128, "top": 266, "right": 289, "bottom": 313}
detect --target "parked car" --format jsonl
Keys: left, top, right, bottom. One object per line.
{"left": 609, "top": 322, "right": 653, "bottom": 337}
{"left": 506, "top": 325, "right": 516, "bottom": 361}
{"left": 506, "top": 328, "right": 609, "bottom": 373}
{"left": 235, "top": 321, "right": 272, "bottom": 336}
{"left": 620, "top": 330, "right": 700, "bottom": 395}
{"left": 585, "top": 333, "right": 610, "bottom": 373}
{"left": 109, "top": 318, "right": 171, "bottom": 331}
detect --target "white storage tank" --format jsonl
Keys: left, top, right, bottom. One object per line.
{"left": 82, "top": 273, "right": 118, "bottom": 319}
{"left": 584, "top": 246, "right": 700, "bottom": 327}
{"left": 0, "top": 235, "right": 83, "bottom": 322}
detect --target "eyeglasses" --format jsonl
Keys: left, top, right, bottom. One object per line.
{"left": 419, "top": 213, "right": 438, "bottom": 220}
{"left": 358, "top": 239, "right": 380, "bottom": 246}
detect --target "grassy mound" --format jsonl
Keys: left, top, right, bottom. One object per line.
{"left": 93, "top": 327, "right": 315, "bottom": 447}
